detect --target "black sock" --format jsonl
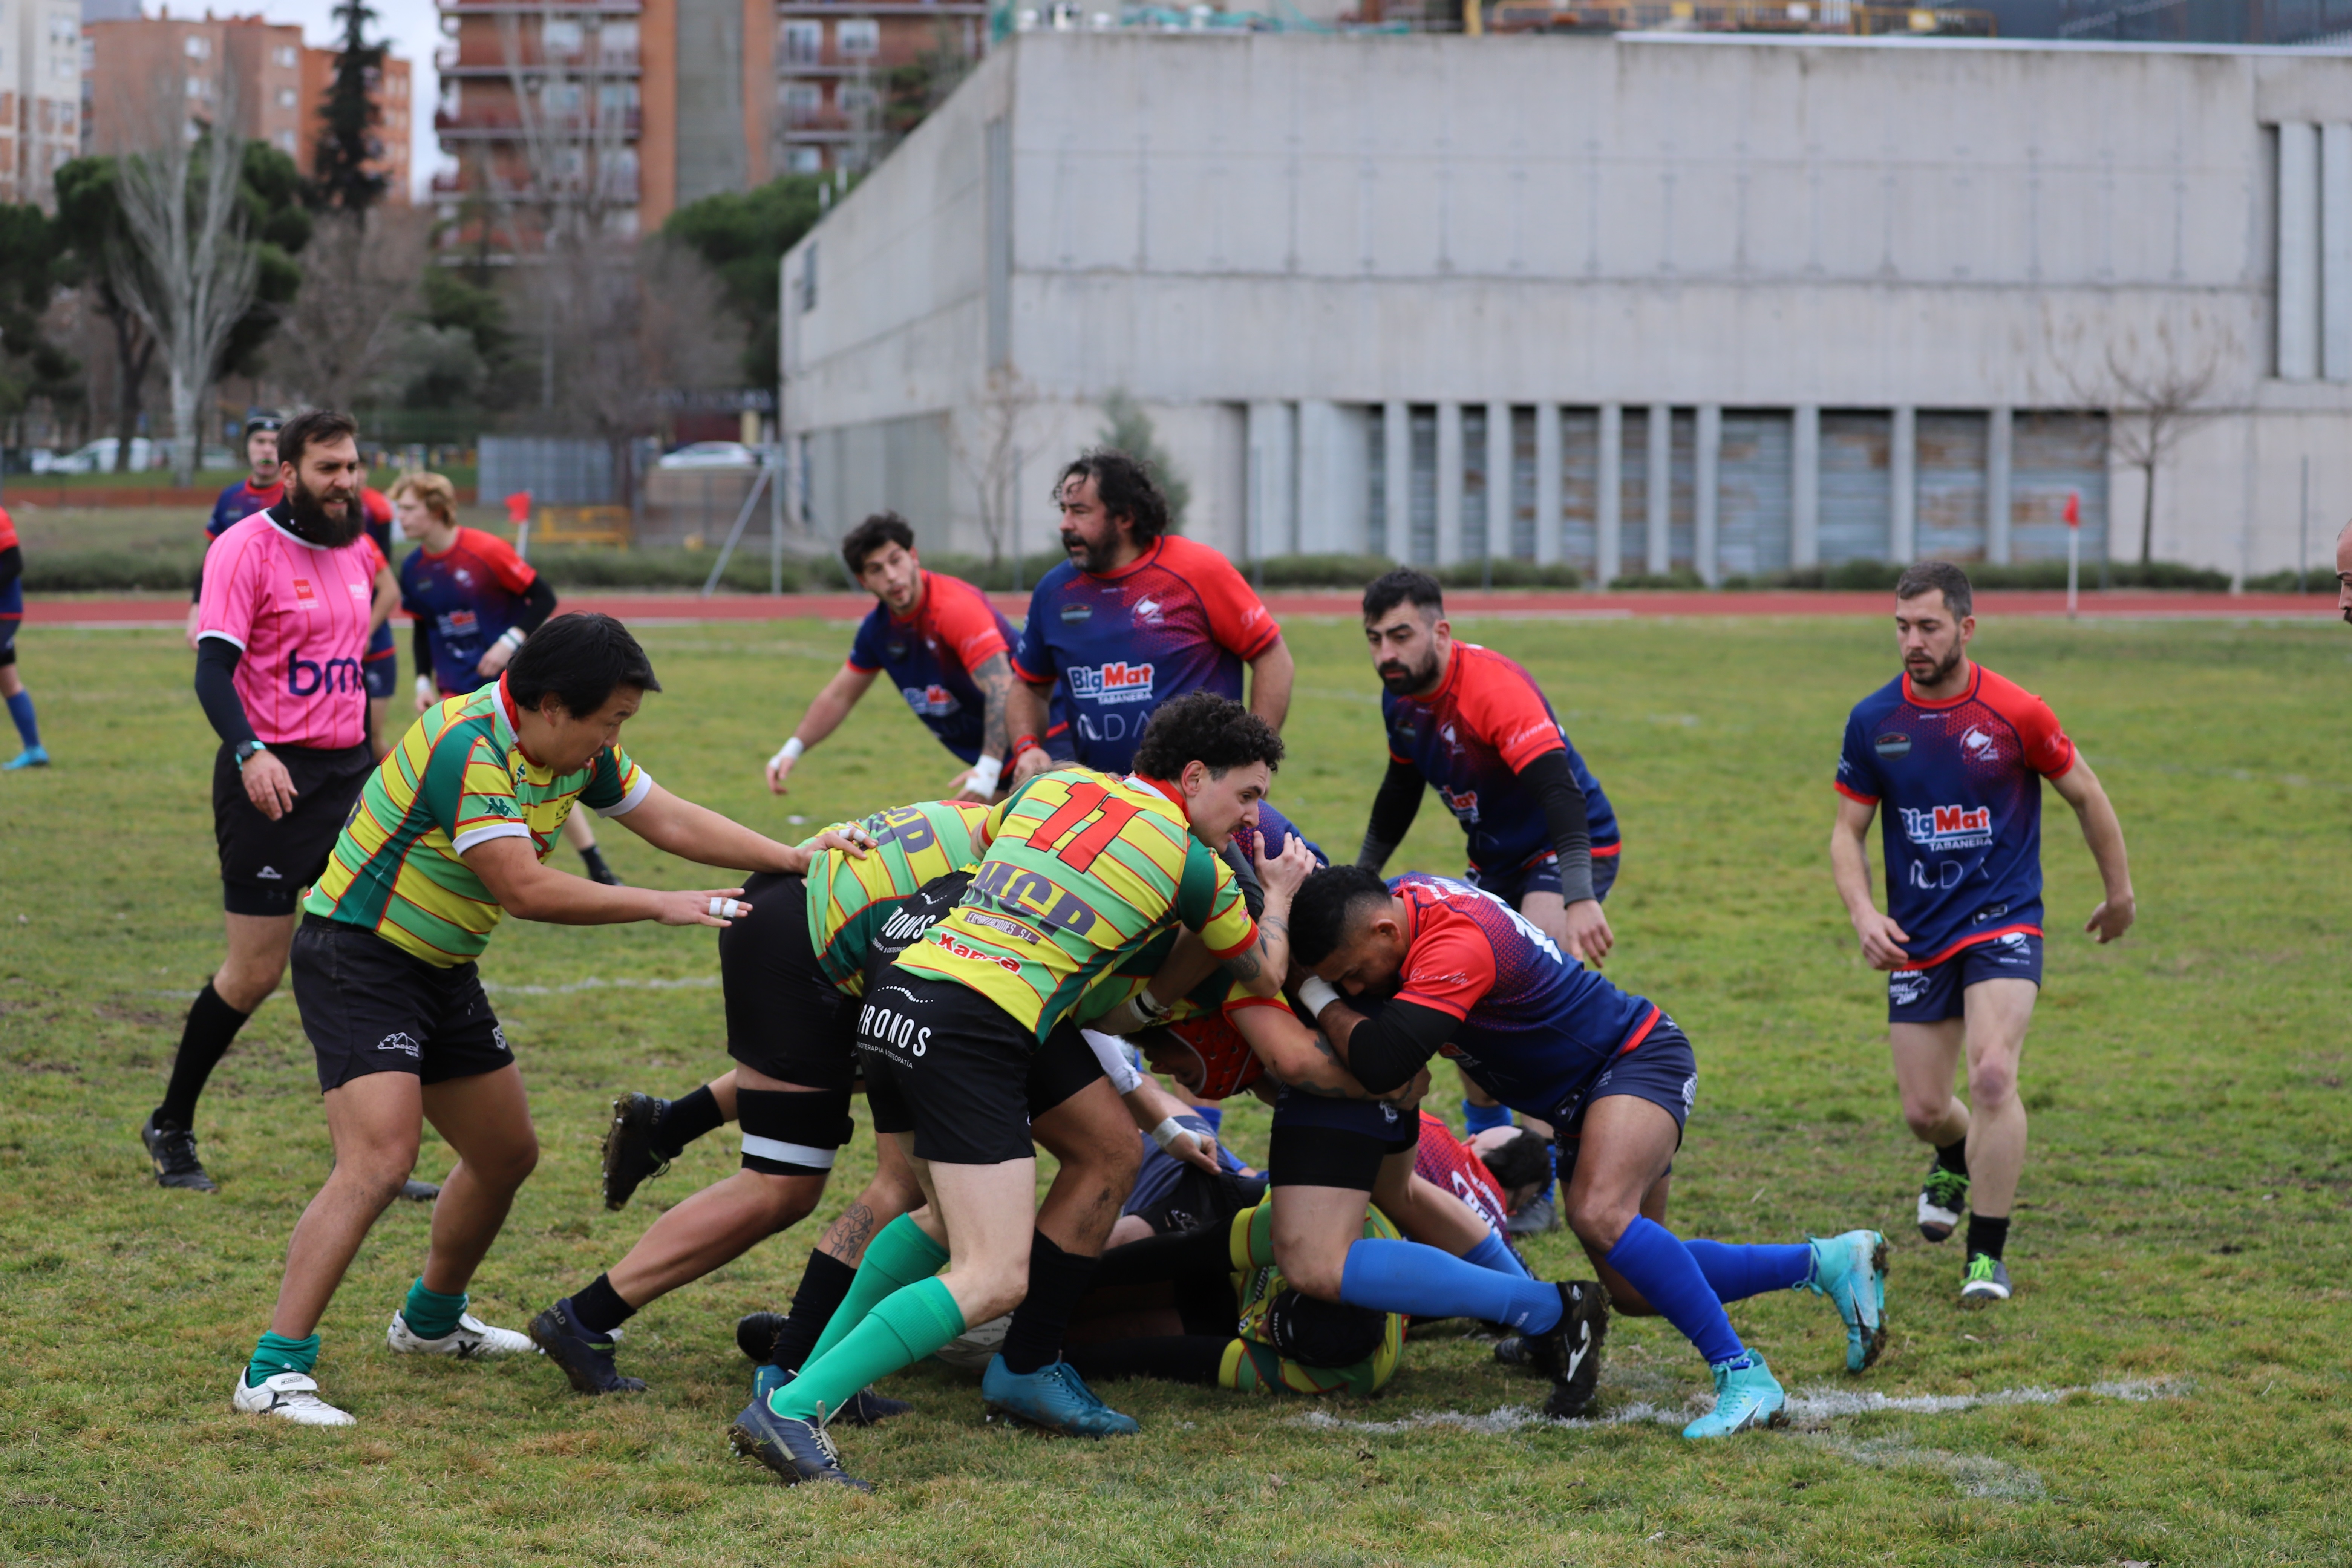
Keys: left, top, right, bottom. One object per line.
{"left": 570, "top": 1273, "right": 638, "bottom": 1337}
{"left": 155, "top": 982, "right": 251, "bottom": 1129}
{"left": 768, "top": 1250, "right": 859, "bottom": 1371}
{"left": 999, "top": 1231, "right": 1101, "bottom": 1377}
{"left": 655, "top": 1085, "right": 724, "bottom": 1159}
{"left": 579, "top": 845, "right": 611, "bottom": 875}
{"left": 1965, "top": 1214, "right": 2010, "bottom": 1261}
{"left": 1936, "top": 1138, "right": 1969, "bottom": 1177}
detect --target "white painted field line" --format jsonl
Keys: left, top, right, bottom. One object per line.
{"left": 144, "top": 973, "right": 720, "bottom": 1002}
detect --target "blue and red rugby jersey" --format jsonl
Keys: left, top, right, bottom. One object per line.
{"left": 1834, "top": 661, "right": 2077, "bottom": 969}
{"left": 207, "top": 477, "right": 285, "bottom": 539}
{"left": 845, "top": 569, "right": 1017, "bottom": 765}
{"left": 360, "top": 487, "right": 396, "bottom": 674}
{"left": 1387, "top": 873, "right": 1658, "bottom": 1123}
{"left": 399, "top": 525, "right": 541, "bottom": 695}
{"left": 1381, "top": 642, "right": 1618, "bottom": 878}
{"left": 1014, "top": 535, "right": 1281, "bottom": 775}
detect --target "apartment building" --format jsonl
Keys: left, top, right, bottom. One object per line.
{"left": 2, "top": 0, "right": 83, "bottom": 205}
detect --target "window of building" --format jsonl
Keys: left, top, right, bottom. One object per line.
{"left": 836, "top": 18, "right": 879, "bottom": 55}
{"left": 184, "top": 33, "right": 210, "bottom": 58}
{"left": 600, "top": 20, "right": 638, "bottom": 60}
{"left": 839, "top": 84, "right": 877, "bottom": 116}
{"left": 541, "top": 17, "right": 582, "bottom": 55}
{"left": 780, "top": 82, "right": 821, "bottom": 122}
{"left": 781, "top": 20, "right": 821, "bottom": 63}
{"left": 275, "top": 44, "right": 297, "bottom": 67}
{"left": 787, "top": 145, "right": 821, "bottom": 175}
{"left": 276, "top": 87, "right": 298, "bottom": 108}
{"left": 186, "top": 74, "right": 211, "bottom": 99}
{"left": 275, "top": 130, "right": 296, "bottom": 152}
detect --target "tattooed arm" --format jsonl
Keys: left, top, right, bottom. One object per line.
{"left": 956, "top": 651, "right": 1016, "bottom": 802}
{"left": 1222, "top": 837, "right": 1313, "bottom": 997}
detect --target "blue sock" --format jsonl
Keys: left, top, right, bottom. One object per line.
{"left": 1338, "top": 1238, "right": 1561, "bottom": 1332}
{"left": 1461, "top": 1228, "right": 1533, "bottom": 1280}
{"left": 1461, "top": 1099, "right": 1511, "bottom": 1137}
{"left": 1534, "top": 1142, "right": 1560, "bottom": 1205}
{"left": 1190, "top": 1104, "right": 1223, "bottom": 1135}
{"left": 1684, "top": 1239, "right": 1812, "bottom": 1303}
{"left": 1604, "top": 1216, "right": 1747, "bottom": 1366}
{"left": 5, "top": 691, "right": 36, "bottom": 749}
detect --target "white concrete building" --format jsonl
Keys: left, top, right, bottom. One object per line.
{"left": 3, "top": 0, "right": 81, "bottom": 206}
{"left": 779, "top": 31, "right": 2352, "bottom": 583}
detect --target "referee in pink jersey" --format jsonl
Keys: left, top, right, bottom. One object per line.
{"left": 142, "top": 410, "right": 403, "bottom": 1194}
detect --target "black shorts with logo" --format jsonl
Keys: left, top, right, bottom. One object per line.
{"left": 856, "top": 968, "right": 1105, "bottom": 1165}
{"left": 211, "top": 741, "right": 373, "bottom": 916}
{"left": 719, "top": 870, "right": 860, "bottom": 1090}
{"left": 291, "top": 915, "right": 515, "bottom": 1091}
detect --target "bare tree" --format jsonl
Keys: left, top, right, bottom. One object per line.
{"left": 110, "top": 78, "right": 261, "bottom": 485}
{"left": 950, "top": 368, "right": 1048, "bottom": 568}
{"left": 2049, "top": 310, "right": 2235, "bottom": 566}
{"left": 269, "top": 205, "right": 432, "bottom": 412}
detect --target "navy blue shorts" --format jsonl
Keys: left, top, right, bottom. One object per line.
{"left": 1268, "top": 1089, "right": 1416, "bottom": 1190}
{"left": 1552, "top": 1015, "right": 1697, "bottom": 1152}
{"left": 1466, "top": 845, "right": 1620, "bottom": 908}
{"left": 362, "top": 651, "right": 397, "bottom": 701}
{"left": 1887, "top": 931, "right": 2043, "bottom": 1024}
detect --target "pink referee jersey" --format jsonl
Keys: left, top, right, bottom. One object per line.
{"left": 197, "top": 510, "right": 385, "bottom": 751}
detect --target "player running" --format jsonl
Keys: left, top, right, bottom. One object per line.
{"left": 767, "top": 512, "right": 1020, "bottom": 803}
{"left": 231, "top": 613, "right": 859, "bottom": 1426}
{"left": 389, "top": 471, "right": 616, "bottom": 885}
{"left": 1291, "top": 865, "right": 1891, "bottom": 1438}
{"left": 144, "top": 411, "right": 400, "bottom": 1194}
{"left": 0, "top": 503, "right": 46, "bottom": 769}
{"left": 1829, "top": 562, "right": 2134, "bottom": 1304}
{"left": 1005, "top": 449, "right": 1292, "bottom": 784}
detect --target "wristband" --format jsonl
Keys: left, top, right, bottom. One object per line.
{"left": 1133, "top": 984, "right": 1171, "bottom": 1022}
{"left": 770, "top": 737, "right": 805, "bottom": 771}
{"left": 1297, "top": 976, "right": 1343, "bottom": 1018}
{"left": 415, "top": 675, "right": 436, "bottom": 704}
{"left": 496, "top": 626, "right": 526, "bottom": 652}
{"left": 966, "top": 753, "right": 1003, "bottom": 796}
{"left": 1149, "top": 1116, "right": 1190, "bottom": 1152}
{"left": 1009, "top": 733, "right": 1042, "bottom": 762}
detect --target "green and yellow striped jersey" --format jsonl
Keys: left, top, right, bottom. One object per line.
{"left": 804, "top": 799, "right": 995, "bottom": 995}
{"left": 304, "top": 683, "right": 646, "bottom": 966}
{"left": 1219, "top": 1200, "right": 1404, "bottom": 1397}
{"left": 896, "top": 768, "right": 1257, "bottom": 1042}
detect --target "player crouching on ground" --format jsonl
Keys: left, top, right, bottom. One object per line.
{"left": 233, "top": 613, "right": 862, "bottom": 1427}
{"left": 1290, "top": 866, "right": 1891, "bottom": 1439}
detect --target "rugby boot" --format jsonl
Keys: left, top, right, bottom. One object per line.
{"left": 981, "top": 1355, "right": 1139, "bottom": 1438}
{"left": 400, "top": 1178, "right": 441, "bottom": 1203}
{"left": 1959, "top": 1253, "right": 2013, "bottom": 1303}
{"left": 1918, "top": 1159, "right": 1969, "bottom": 1243}
{"left": 601, "top": 1092, "right": 674, "bottom": 1210}
{"left": 388, "top": 1309, "right": 536, "bottom": 1358}
{"left": 1681, "top": 1352, "right": 1787, "bottom": 1440}
{"left": 737, "top": 1311, "right": 786, "bottom": 1363}
{"left": 760, "top": 1364, "right": 912, "bottom": 1427}
{"left": 1804, "top": 1229, "right": 1890, "bottom": 1372}
{"left": 1504, "top": 1192, "right": 1559, "bottom": 1237}
{"left": 1491, "top": 1334, "right": 1531, "bottom": 1367}
{"left": 528, "top": 1298, "right": 647, "bottom": 1393}
{"left": 729, "top": 1398, "right": 873, "bottom": 1490}
{"left": 1516, "top": 1281, "right": 1609, "bottom": 1418}
{"left": 2, "top": 744, "right": 49, "bottom": 770}
{"left": 232, "top": 1369, "right": 354, "bottom": 1426}
{"left": 141, "top": 1113, "right": 218, "bottom": 1193}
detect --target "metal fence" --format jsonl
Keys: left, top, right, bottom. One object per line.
{"left": 478, "top": 436, "right": 616, "bottom": 506}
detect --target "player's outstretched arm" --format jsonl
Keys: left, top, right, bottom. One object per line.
{"left": 766, "top": 664, "right": 878, "bottom": 793}
{"left": 1357, "top": 759, "right": 1424, "bottom": 873}
{"left": 1246, "top": 636, "right": 1295, "bottom": 732}
{"left": 613, "top": 782, "right": 871, "bottom": 875}
{"left": 461, "top": 834, "right": 749, "bottom": 928}
{"left": 1829, "top": 793, "right": 1911, "bottom": 969}
{"left": 2049, "top": 756, "right": 2135, "bottom": 943}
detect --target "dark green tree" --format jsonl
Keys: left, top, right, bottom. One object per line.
{"left": 0, "top": 204, "right": 81, "bottom": 427}
{"left": 313, "top": 0, "right": 390, "bottom": 213}
{"left": 661, "top": 174, "right": 828, "bottom": 388}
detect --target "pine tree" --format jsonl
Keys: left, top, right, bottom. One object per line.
{"left": 314, "top": 0, "right": 389, "bottom": 212}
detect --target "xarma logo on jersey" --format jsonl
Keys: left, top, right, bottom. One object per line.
{"left": 1897, "top": 803, "right": 1994, "bottom": 851}
{"left": 1960, "top": 724, "right": 2000, "bottom": 761}
{"left": 900, "top": 683, "right": 960, "bottom": 717}
{"left": 1067, "top": 661, "right": 1156, "bottom": 705}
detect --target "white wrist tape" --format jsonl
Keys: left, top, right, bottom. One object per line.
{"left": 1081, "top": 1029, "right": 1145, "bottom": 1094}
{"left": 496, "top": 626, "right": 526, "bottom": 652}
{"left": 707, "top": 897, "right": 747, "bottom": 919}
{"left": 1149, "top": 1116, "right": 1191, "bottom": 1152}
{"left": 1297, "top": 977, "right": 1344, "bottom": 1018}
{"left": 966, "top": 753, "right": 1003, "bottom": 795}
{"left": 1134, "top": 984, "right": 1170, "bottom": 1021}
{"left": 770, "top": 737, "right": 805, "bottom": 770}
{"left": 415, "top": 675, "right": 436, "bottom": 704}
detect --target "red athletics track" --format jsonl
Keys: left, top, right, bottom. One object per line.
{"left": 26, "top": 588, "right": 2337, "bottom": 629}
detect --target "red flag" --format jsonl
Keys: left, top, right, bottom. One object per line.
{"left": 503, "top": 491, "right": 534, "bottom": 526}
{"left": 2063, "top": 491, "right": 2080, "bottom": 529}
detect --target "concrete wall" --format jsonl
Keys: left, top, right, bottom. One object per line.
{"left": 782, "top": 31, "right": 2352, "bottom": 579}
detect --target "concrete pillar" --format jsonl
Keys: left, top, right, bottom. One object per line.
{"left": 2323, "top": 124, "right": 2352, "bottom": 383}
{"left": 1246, "top": 401, "right": 1296, "bottom": 562}
{"left": 1890, "top": 406, "right": 1916, "bottom": 564}
{"left": 1792, "top": 404, "right": 1820, "bottom": 568}
{"left": 1596, "top": 404, "right": 1623, "bottom": 588}
{"left": 2279, "top": 122, "right": 2320, "bottom": 383}
{"left": 1436, "top": 402, "right": 1464, "bottom": 567}
{"left": 1645, "top": 402, "right": 1671, "bottom": 575}
{"left": 1534, "top": 402, "right": 1562, "bottom": 567}
{"left": 1986, "top": 406, "right": 2014, "bottom": 565}
{"left": 1383, "top": 400, "right": 1410, "bottom": 562}
{"left": 1486, "top": 400, "right": 1512, "bottom": 562}
{"left": 1295, "top": 400, "right": 1345, "bottom": 555}
{"left": 1694, "top": 404, "right": 1721, "bottom": 586}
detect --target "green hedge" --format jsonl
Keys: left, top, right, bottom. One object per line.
{"left": 26, "top": 549, "right": 208, "bottom": 592}
{"left": 1708, "top": 559, "right": 2233, "bottom": 593}
{"left": 2240, "top": 568, "right": 2337, "bottom": 594}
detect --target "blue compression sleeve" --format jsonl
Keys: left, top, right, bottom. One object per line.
{"left": 1683, "top": 1239, "right": 1811, "bottom": 1303}
{"left": 1339, "top": 1238, "right": 1561, "bottom": 1333}
{"left": 1461, "top": 1229, "right": 1533, "bottom": 1280}
{"left": 1605, "top": 1216, "right": 1746, "bottom": 1366}
{"left": 1461, "top": 1099, "right": 1512, "bottom": 1137}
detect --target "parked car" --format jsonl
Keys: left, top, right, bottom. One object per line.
{"left": 35, "top": 438, "right": 160, "bottom": 473}
{"left": 655, "top": 441, "right": 759, "bottom": 470}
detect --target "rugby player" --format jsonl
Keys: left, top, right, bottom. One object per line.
{"left": 183, "top": 411, "right": 288, "bottom": 650}
{"left": 356, "top": 479, "right": 400, "bottom": 755}
{"left": 1354, "top": 568, "right": 1623, "bottom": 1235}
{"left": 726, "top": 694, "right": 1311, "bottom": 1488}
{"left": 144, "top": 411, "right": 401, "bottom": 1193}
{"left": 0, "top": 502, "right": 45, "bottom": 769}
{"left": 1291, "top": 864, "right": 1891, "bottom": 1438}
{"left": 1829, "top": 561, "right": 2134, "bottom": 1304}
{"left": 390, "top": 472, "right": 616, "bottom": 885}
{"left": 767, "top": 512, "right": 1020, "bottom": 803}
{"left": 2337, "top": 518, "right": 2352, "bottom": 623}
{"left": 1004, "top": 449, "right": 1292, "bottom": 784}
{"left": 232, "top": 612, "right": 861, "bottom": 1426}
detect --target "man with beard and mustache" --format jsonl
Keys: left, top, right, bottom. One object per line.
{"left": 1004, "top": 449, "right": 1292, "bottom": 784}
{"left": 144, "top": 410, "right": 402, "bottom": 1195}
{"left": 1830, "top": 560, "right": 2134, "bottom": 1305}
{"left": 1351, "top": 568, "right": 1619, "bottom": 1236}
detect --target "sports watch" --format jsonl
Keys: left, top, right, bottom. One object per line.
{"left": 233, "top": 739, "right": 270, "bottom": 770}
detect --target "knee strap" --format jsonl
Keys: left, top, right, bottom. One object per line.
{"left": 739, "top": 1087, "right": 854, "bottom": 1176}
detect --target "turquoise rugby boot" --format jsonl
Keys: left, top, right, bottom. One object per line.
{"left": 981, "top": 1355, "right": 1138, "bottom": 1438}
{"left": 1804, "top": 1229, "right": 1889, "bottom": 1372}
{"left": 2, "top": 744, "right": 49, "bottom": 770}
{"left": 1682, "top": 1352, "right": 1787, "bottom": 1440}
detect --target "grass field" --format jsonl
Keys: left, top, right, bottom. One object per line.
{"left": 0, "top": 613, "right": 2346, "bottom": 1567}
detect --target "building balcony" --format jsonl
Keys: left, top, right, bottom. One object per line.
{"left": 775, "top": 1, "right": 988, "bottom": 12}
{"left": 440, "top": 0, "right": 643, "bottom": 12}
{"left": 438, "top": 54, "right": 643, "bottom": 76}
{"left": 435, "top": 108, "right": 643, "bottom": 138}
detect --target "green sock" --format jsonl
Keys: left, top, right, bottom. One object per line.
{"left": 775, "top": 1277, "right": 964, "bottom": 1423}
{"left": 802, "top": 1214, "right": 948, "bottom": 1368}
{"left": 402, "top": 1277, "right": 469, "bottom": 1340}
{"left": 246, "top": 1331, "right": 321, "bottom": 1387}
